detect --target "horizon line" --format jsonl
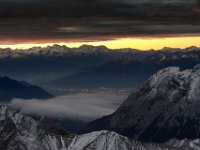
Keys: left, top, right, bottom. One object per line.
{"left": 0, "top": 43, "right": 199, "bottom": 52}
{"left": 1, "top": 37, "right": 200, "bottom": 51}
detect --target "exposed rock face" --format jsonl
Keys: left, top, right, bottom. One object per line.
{"left": 67, "top": 131, "right": 181, "bottom": 150}
{"left": 82, "top": 65, "right": 200, "bottom": 142}
{"left": 1, "top": 103, "right": 200, "bottom": 150}
{"left": 0, "top": 104, "right": 73, "bottom": 150}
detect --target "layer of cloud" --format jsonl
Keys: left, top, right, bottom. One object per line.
{"left": 0, "top": 0, "right": 200, "bottom": 44}
{"left": 10, "top": 91, "right": 129, "bottom": 122}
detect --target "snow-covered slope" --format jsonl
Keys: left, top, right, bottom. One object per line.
{"left": 82, "top": 64, "right": 200, "bottom": 142}
{"left": 0, "top": 104, "right": 72, "bottom": 150}
{"left": 145, "top": 46, "right": 200, "bottom": 63}
{"left": 68, "top": 131, "right": 181, "bottom": 150}
{"left": 0, "top": 45, "right": 146, "bottom": 58}
{"left": 167, "top": 139, "right": 200, "bottom": 150}
{"left": 1, "top": 103, "right": 200, "bottom": 150}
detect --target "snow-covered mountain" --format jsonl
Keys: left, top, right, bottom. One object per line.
{"left": 67, "top": 131, "right": 181, "bottom": 150}
{"left": 46, "top": 45, "right": 200, "bottom": 90}
{"left": 0, "top": 103, "right": 72, "bottom": 150}
{"left": 1, "top": 45, "right": 200, "bottom": 88}
{"left": 82, "top": 64, "right": 200, "bottom": 142}
{"left": 167, "top": 139, "right": 200, "bottom": 150}
{"left": 1, "top": 45, "right": 199, "bottom": 59}
{"left": 1, "top": 103, "right": 200, "bottom": 150}
{"left": 0, "top": 45, "right": 151, "bottom": 58}
{"left": 0, "top": 45, "right": 152, "bottom": 85}
{"left": 145, "top": 46, "right": 200, "bottom": 63}
{"left": 49, "top": 50, "right": 200, "bottom": 90}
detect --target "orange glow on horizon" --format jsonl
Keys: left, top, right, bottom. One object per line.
{"left": 1, "top": 36, "right": 200, "bottom": 50}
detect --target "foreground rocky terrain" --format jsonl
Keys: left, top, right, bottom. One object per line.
{"left": 1, "top": 103, "right": 200, "bottom": 150}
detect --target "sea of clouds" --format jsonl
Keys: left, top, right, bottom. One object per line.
{"left": 10, "top": 91, "right": 129, "bottom": 122}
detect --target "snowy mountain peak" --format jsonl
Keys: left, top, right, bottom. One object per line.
{"left": 67, "top": 130, "right": 132, "bottom": 150}
{"left": 67, "top": 131, "right": 180, "bottom": 150}
{"left": 185, "top": 46, "right": 200, "bottom": 52}
{"left": 160, "top": 46, "right": 200, "bottom": 53}
{"left": 1, "top": 103, "right": 200, "bottom": 150}
{"left": 0, "top": 103, "right": 72, "bottom": 150}
{"left": 146, "top": 65, "right": 200, "bottom": 102}
{"left": 0, "top": 103, "right": 25, "bottom": 125}
{"left": 83, "top": 64, "right": 200, "bottom": 142}
{"left": 160, "top": 47, "right": 181, "bottom": 52}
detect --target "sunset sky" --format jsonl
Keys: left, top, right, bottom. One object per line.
{"left": 1, "top": 0, "right": 200, "bottom": 50}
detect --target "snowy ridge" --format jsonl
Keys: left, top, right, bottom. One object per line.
{"left": 83, "top": 64, "right": 200, "bottom": 143}
{"left": 0, "top": 45, "right": 140, "bottom": 58}
{"left": 145, "top": 46, "right": 200, "bottom": 62}
{"left": 1, "top": 103, "right": 200, "bottom": 150}
{"left": 67, "top": 131, "right": 134, "bottom": 150}
{"left": 147, "top": 65, "right": 200, "bottom": 102}
{"left": 111, "top": 64, "right": 200, "bottom": 141}
{"left": 0, "top": 104, "right": 72, "bottom": 150}
{"left": 1, "top": 45, "right": 200, "bottom": 59}
{"left": 67, "top": 131, "right": 180, "bottom": 150}
{"left": 167, "top": 139, "right": 200, "bottom": 150}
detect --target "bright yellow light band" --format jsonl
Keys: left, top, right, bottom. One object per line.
{"left": 0, "top": 36, "right": 200, "bottom": 50}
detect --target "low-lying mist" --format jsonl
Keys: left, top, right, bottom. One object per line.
{"left": 10, "top": 91, "right": 130, "bottom": 122}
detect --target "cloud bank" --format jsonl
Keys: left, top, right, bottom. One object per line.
{"left": 0, "top": 0, "right": 200, "bottom": 44}
{"left": 10, "top": 91, "right": 129, "bottom": 122}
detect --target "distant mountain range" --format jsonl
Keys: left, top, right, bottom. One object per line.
{"left": 48, "top": 46, "right": 200, "bottom": 90}
{"left": 0, "top": 45, "right": 153, "bottom": 58}
{"left": 1, "top": 45, "right": 200, "bottom": 90}
{"left": 0, "top": 45, "right": 153, "bottom": 85}
{"left": 82, "top": 65, "right": 200, "bottom": 143}
{"left": 0, "top": 103, "right": 199, "bottom": 150}
{"left": 0, "top": 76, "right": 53, "bottom": 101}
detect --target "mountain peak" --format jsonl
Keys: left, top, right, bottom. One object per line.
{"left": 78, "top": 44, "right": 109, "bottom": 53}
{"left": 185, "top": 46, "right": 200, "bottom": 51}
{"left": 160, "top": 47, "right": 181, "bottom": 52}
{"left": 1, "top": 104, "right": 200, "bottom": 149}
{"left": 82, "top": 65, "right": 200, "bottom": 142}
{"left": 0, "top": 103, "right": 72, "bottom": 150}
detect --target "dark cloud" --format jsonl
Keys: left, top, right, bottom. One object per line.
{"left": 0, "top": 0, "right": 200, "bottom": 44}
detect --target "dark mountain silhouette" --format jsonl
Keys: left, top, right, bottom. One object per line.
{"left": 49, "top": 58, "right": 151, "bottom": 89}
{"left": 0, "top": 76, "right": 53, "bottom": 101}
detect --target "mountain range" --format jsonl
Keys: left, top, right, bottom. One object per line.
{"left": 1, "top": 45, "right": 200, "bottom": 91}
{"left": 0, "top": 103, "right": 199, "bottom": 150}
{"left": 49, "top": 46, "right": 200, "bottom": 90}
{"left": 82, "top": 65, "right": 200, "bottom": 143}
{"left": 0, "top": 45, "right": 152, "bottom": 85}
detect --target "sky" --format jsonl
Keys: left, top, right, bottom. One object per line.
{"left": 1, "top": 0, "right": 200, "bottom": 49}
